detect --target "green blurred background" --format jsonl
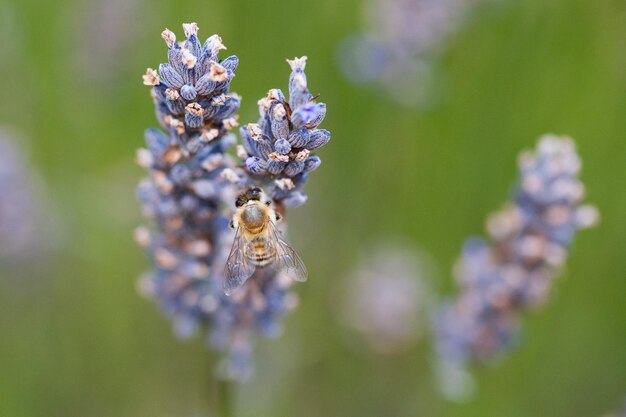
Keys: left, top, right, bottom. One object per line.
{"left": 0, "top": 0, "right": 624, "bottom": 416}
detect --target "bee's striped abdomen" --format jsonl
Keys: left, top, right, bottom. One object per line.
{"left": 246, "top": 236, "right": 276, "bottom": 267}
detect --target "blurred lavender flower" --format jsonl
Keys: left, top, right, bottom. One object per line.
{"left": 341, "top": 241, "right": 433, "bottom": 354}
{"left": 337, "top": 0, "right": 480, "bottom": 106}
{"left": 73, "top": 0, "right": 143, "bottom": 83}
{"left": 0, "top": 130, "right": 55, "bottom": 268}
{"left": 136, "top": 24, "right": 328, "bottom": 381}
{"left": 434, "top": 134, "right": 598, "bottom": 400}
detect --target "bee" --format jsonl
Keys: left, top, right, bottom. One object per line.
{"left": 223, "top": 186, "right": 307, "bottom": 295}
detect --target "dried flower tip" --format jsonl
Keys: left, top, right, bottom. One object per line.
{"left": 236, "top": 145, "right": 248, "bottom": 159}
{"left": 267, "top": 89, "right": 283, "bottom": 101}
{"left": 522, "top": 174, "right": 543, "bottom": 194}
{"left": 136, "top": 273, "right": 155, "bottom": 298}
{"left": 272, "top": 103, "right": 287, "bottom": 118}
{"left": 181, "top": 48, "right": 197, "bottom": 69}
{"left": 269, "top": 152, "right": 289, "bottom": 163}
{"left": 201, "top": 154, "right": 224, "bottom": 171}
{"left": 182, "top": 22, "right": 199, "bottom": 38}
{"left": 165, "top": 88, "right": 180, "bottom": 100}
{"left": 155, "top": 247, "right": 179, "bottom": 270}
{"left": 151, "top": 171, "right": 174, "bottom": 193}
{"left": 287, "top": 56, "right": 308, "bottom": 71}
{"left": 257, "top": 89, "right": 282, "bottom": 113}
{"left": 543, "top": 205, "right": 572, "bottom": 226}
{"left": 209, "top": 61, "right": 228, "bottom": 82}
{"left": 164, "top": 216, "right": 183, "bottom": 231}
{"left": 135, "top": 148, "right": 153, "bottom": 168}
{"left": 486, "top": 205, "right": 522, "bottom": 240}
{"left": 164, "top": 115, "right": 185, "bottom": 135}
{"left": 223, "top": 116, "right": 239, "bottom": 129}
{"left": 163, "top": 114, "right": 178, "bottom": 127}
{"left": 220, "top": 168, "right": 240, "bottom": 183}
{"left": 201, "top": 128, "right": 220, "bottom": 142}
{"left": 207, "top": 34, "right": 227, "bottom": 53}
{"left": 247, "top": 123, "right": 262, "bottom": 140}
{"left": 294, "top": 149, "right": 310, "bottom": 162}
{"left": 161, "top": 28, "right": 176, "bottom": 48}
{"left": 185, "top": 102, "right": 204, "bottom": 117}
{"left": 163, "top": 146, "right": 182, "bottom": 164}
{"left": 519, "top": 235, "right": 546, "bottom": 260}
{"left": 133, "top": 226, "right": 151, "bottom": 247}
{"left": 275, "top": 178, "right": 295, "bottom": 191}
{"left": 257, "top": 97, "right": 273, "bottom": 113}
{"left": 575, "top": 204, "right": 600, "bottom": 228}
{"left": 185, "top": 239, "right": 211, "bottom": 257}
{"left": 211, "top": 94, "right": 229, "bottom": 106}
{"left": 143, "top": 68, "right": 160, "bottom": 86}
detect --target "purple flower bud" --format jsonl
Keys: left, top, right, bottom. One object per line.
{"left": 303, "top": 156, "right": 321, "bottom": 172}
{"left": 287, "top": 128, "right": 310, "bottom": 148}
{"left": 195, "top": 73, "right": 218, "bottom": 96}
{"left": 306, "top": 129, "right": 331, "bottom": 149}
{"left": 145, "top": 128, "right": 170, "bottom": 158}
{"left": 284, "top": 160, "right": 304, "bottom": 177}
{"left": 267, "top": 159, "right": 287, "bottom": 175}
{"left": 291, "top": 103, "right": 325, "bottom": 129}
{"left": 180, "top": 84, "right": 197, "bottom": 100}
{"left": 221, "top": 55, "right": 239, "bottom": 72}
{"left": 245, "top": 156, "right": 268, "bottom": 174}
{"left": 158, "top": 63, "right": 184, "bottom": 88}
{"left": 274, "top": 139, "right": 291, "bottom": 155}
{"left": 270, "top": 103, "right": 290, "bottom": 140}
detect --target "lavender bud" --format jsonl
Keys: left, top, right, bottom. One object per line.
{"left": 267, "top": 159, "right": 287, "bottom": 175}
{"left": 291, "top": 103, "right": 325, "bottom": 129}
{"left": 303, "top": 156, "right": 321, "bottom": 172}
{"left": 180, "top": 84, "right": 197, "bottom": 100}
{"left": 221, "top": 55, "right": 239, "bottom": 72}
{"left": 245, "top": 156, "right": 268, "bottom": 174}
{"left": 158, "top": 63, "right": 184, "bottom": 88}
{"left": 287, "top": 56, "right": 310, "bottom": 110}
{"left": 270, "top": 103, "right": 290, "bottom": 140}
{"left": 274, "top": 139, "right": 291, "bottom": 155}
{"left": 284, "top": 160, "right": 305, "bottom": 177}
{"left": 306, "top": 129, "right": 331, "bottom": 149}
{"left": 287, "top": 128, "right": 309, "bottom": 148}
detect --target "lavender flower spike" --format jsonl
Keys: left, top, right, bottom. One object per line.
{"left": 434, "top": 134, "right": 598, "bottom": 399}
{"left": 136, "top": 24, "right": 329, "bottom": 381}
{"left": 337, "top": 0, "right": 477, "bottom": 105}
{"left": 238, "top": 56, "right": 330, "bottom": 208}
{"left": 0, "top": 129, "right": 55, "bottom": 268}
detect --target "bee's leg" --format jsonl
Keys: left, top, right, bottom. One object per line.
{"left": 275, "top": 212, "right": 282, "bottom": 222}
{"left": 229, "top": 219, "right": 235, "bottom": 229}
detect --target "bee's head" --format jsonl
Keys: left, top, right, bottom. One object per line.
{"left": 235, "top": 186, "right": 265, "bottom": 208}
{"left": 246, "top": 186, "right": 262, "bottom": 201}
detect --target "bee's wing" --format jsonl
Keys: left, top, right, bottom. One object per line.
{"left": 223, "top": 226, "right": 256, "bottom": 295}
{"left": 268, "top": 221, "right": 307, "bottom": 282}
